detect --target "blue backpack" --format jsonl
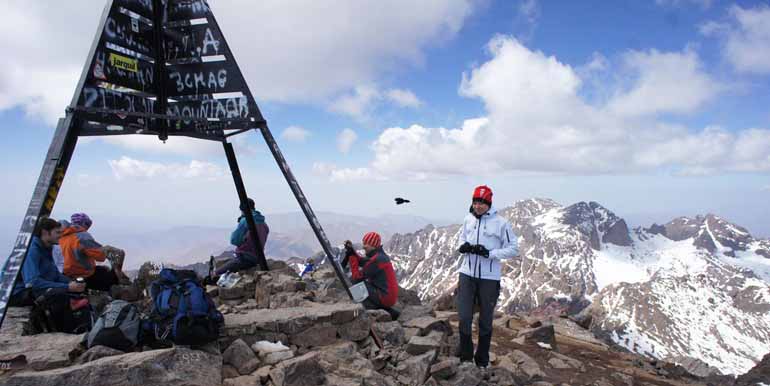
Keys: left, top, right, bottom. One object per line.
{"left": 146, "top": 268, "right": 223, "bottom": 345}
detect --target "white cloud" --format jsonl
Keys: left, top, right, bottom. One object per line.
{"left": 385, "top": 89, "right": 423, "bottom": 108}
{"left": 329, "top": 85, "right": 381, "bottom": 121}
{"left": 336, "top": 129, "right": 358, "bottom": 154}
{"left": 329, "top": 85, "right": 422, "bottom": 121}
{"left": 281, "top": 126, "right": 311, "bottom": 142}
{"left": 312, "top": 162, "right": 383, "bottom": 182}
{"left": 701, "top": 5, "right": 770, "bottom": 74}
{"left": 518, "top": 0, "right": 540, "bottom": 26}
{"left": 108, "top": 156, "right": 226, "bottom": 181}
{"left": 0, "top": 1, "right": 476, "bottom": 125}
{"left": 323, "top": 36, "right": 770, "bottom": 181}
{"left": 96, "top": 132, "right": 261, "bottom": 157}
{"left": 607, "top": 48, "right": 722, "bottom": 117}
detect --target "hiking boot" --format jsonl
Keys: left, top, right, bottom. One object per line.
{"left": 104, "top": 246, "right": 125, "bottom": 269}
{"left": 477, "top": 365, "right": 490, "bottom": 380}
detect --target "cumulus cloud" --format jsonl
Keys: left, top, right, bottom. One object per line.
{"left": 607, "top": 48, "right": 722, "bottom": 116}
{"left": 0, "top": 1, "right": 475, "bottom": 125}
{"left": 108, "top": 156, "right": 226, "bottom": 181}
{"left": 329, "top": 85, "right": 381, "bottom": 121}
{"left": 701, "top": 5, "right": 770, "bottom": 74}
{"left": 330, "top": 85, "right": 423, "bottom": 121}
{"left": 385, "top": 89, "right": 423, "bottom": 108}
{"left": 281, "top": 126, "right": 311, "bottom": 142}
{"left": 336, "top": 129, "right": 359, "bottom": 154}
{"left": 312, "top": 162, "right": 382, "bottom": 182}
{"left": 320, "top": 36, "right": 770, "bottom": 181}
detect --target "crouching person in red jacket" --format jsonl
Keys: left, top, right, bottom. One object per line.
{"left": 343, "top": 232, "right": 400, "bottom": 321}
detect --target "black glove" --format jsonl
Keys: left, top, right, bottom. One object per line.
{"left": 458, "top": 242, "right": 473, "bottom": 254}
{"left": 471, "top": 244, "right": 490, "bottom": 257}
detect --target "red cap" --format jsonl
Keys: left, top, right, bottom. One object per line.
{"left": 362, "top": 232, "right": 382, "bottom": 248}
{"left": 472, "top": 185, "right": 493, "bottom": 206}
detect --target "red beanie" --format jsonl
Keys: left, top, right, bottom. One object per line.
{"left": 362, "top": 232, "right": 382, "bottom": 248}
{"left": 472, "top": 185, "right": 493, "bottom": 206}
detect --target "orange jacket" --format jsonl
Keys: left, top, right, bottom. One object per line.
{"left": 60, "top": 225, "right": 106, "bottom": 278}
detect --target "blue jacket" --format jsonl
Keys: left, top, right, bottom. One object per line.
{"left": 13, "top": 237, "right": 70, "bottom": 296}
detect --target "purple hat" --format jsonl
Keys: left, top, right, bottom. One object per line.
{"left": 70, "top": 213, "right": 93, "bottom": 228}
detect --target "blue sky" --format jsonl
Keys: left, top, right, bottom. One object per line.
{"left": 1, "top": 0, "right": 769, "bottom": 252}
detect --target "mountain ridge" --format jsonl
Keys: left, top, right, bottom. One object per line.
{"left": 386, "top": 197, "right": 770, "bottom": 375}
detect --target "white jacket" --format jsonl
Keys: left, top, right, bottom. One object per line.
{"left": 457, "top": 205, "right": 518, "bottom": 281}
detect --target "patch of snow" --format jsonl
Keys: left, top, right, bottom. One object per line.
{"left": 728, "top": 249, "right": 770, "bottom": 283}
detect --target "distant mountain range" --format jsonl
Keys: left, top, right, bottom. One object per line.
{"left": 386, "top": 198, "right": 770, "bottom": 376}
{"left": 52, "top": 211, "right": 443, "bottom": 269}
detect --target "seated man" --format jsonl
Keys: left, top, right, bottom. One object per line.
{"left": 61, "top": 213, "right": 127, "bottom": 291}
{"left": 343, "top": 232, "right": 400, "bottom": 320}
{"left": 10, "top": 217, "right": 85, "bottom": 306}
{"left": 215, "top": 198, "right": 270, "bottom": 276}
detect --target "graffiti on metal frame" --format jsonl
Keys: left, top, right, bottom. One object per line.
{"left": 103, "top": 12, "right": 154, "bottom": 57}
{"left": 165, "top": 25, "right": 224, "bottom": 61}
{"left": 116, "top": 0, "right": 154, "bottom": 18}
{"left": 168, "top": 0, "right": 210, "bottom": 21}
{"left": 167, "top": 96, "right": 249, "bottom": 120}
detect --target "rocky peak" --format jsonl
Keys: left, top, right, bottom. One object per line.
{"left": 558, "top": 201, "right": 632, "bottom": 249}
{"left": 650, "top": 214, "right": 754, "bottom": 256}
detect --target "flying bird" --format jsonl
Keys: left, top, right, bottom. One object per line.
{"left": 395, "top": 197, "right": 411, "bottom": 205}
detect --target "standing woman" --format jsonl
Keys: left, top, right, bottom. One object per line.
{"left": 456, "top": 185, "right": 518, "bottom": 369}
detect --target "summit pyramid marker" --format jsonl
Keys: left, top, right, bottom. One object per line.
{"left": 0, "top": 0, "right": 352, "bottom": 329}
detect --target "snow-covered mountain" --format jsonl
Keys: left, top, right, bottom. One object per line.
{"left": 387, "top": 198, "right": 770, "bottom": 375}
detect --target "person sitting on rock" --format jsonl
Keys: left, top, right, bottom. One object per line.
{"left": 343, "top": 232, "right": 400, "bottom": 320}
{"left": 215, "top": 198, "right": 270, "bottom": 277}
{"left": 10, "top": 217, "right": 85, "bottom": 306}
{"left": 61, "top": 213, "right": 128, "bottom": 291}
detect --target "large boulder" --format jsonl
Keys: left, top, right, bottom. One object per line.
{"left": 0, "top": 332, "right": 84, "bottom": 371}
{"left": 223, "top": 303, "right": 364, "bottom": 345}
{"left": 1, "top": 347, "right": 221, "bottom": 386}
{"left": 74, "top": 346, "right": 124, "bottom": 365}
{"left": 0, "top": 307, "right": 32, "bottom": 336}
{"left": 396, "top": 350, "right": 437, "bottom": 385}
{"left": 269, "top": 351, "right": 325, "bottom": 386}
{"left": 222, "top": 339, "right": 260, "bottom": 375}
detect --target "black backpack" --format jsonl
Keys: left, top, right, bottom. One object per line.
{"left": 86, "top": 300, "right": 141, "bottom": 351}
{"left": 145, "top": 268, "right": 223, "bottom": 346}
{"left": 30, "top": 289, "right": 93, "bottom": 334}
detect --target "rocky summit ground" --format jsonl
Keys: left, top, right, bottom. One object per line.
{"left": 0, "top": 260, "right": 767, "bottom": 386}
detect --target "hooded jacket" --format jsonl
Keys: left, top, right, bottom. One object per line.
{"left": 12, "top": 237, "right": 70, "bottom": 296}
{"left": 457, "top": 205, "right": 518, "bottom": 281}
{"left": 231, "top": 210, "right": 269, "bottom": 260}
{"left": 60, "top": 225, "right": 106, "bottom": 278}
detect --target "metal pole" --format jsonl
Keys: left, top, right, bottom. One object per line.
{"left": 256, "top": 125, "right": 354, "bottom": 300}
{"left": 222, "top": 141, "right": 269, "bottom": 271}
{"left": 0, "top": 115, "right": 79, "bottom": 330}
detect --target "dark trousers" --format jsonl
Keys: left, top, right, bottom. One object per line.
{"left": 357, "top": 280, "right": 400, "bottom": 321}
{"left": 85, "top": 266, "right": 119, "bottom": 292}
{"left": 456, "top": 273, "right": 500, "bottom": 366}
{"left": 215, "top": 253, "right": 257, "bottom": 276}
